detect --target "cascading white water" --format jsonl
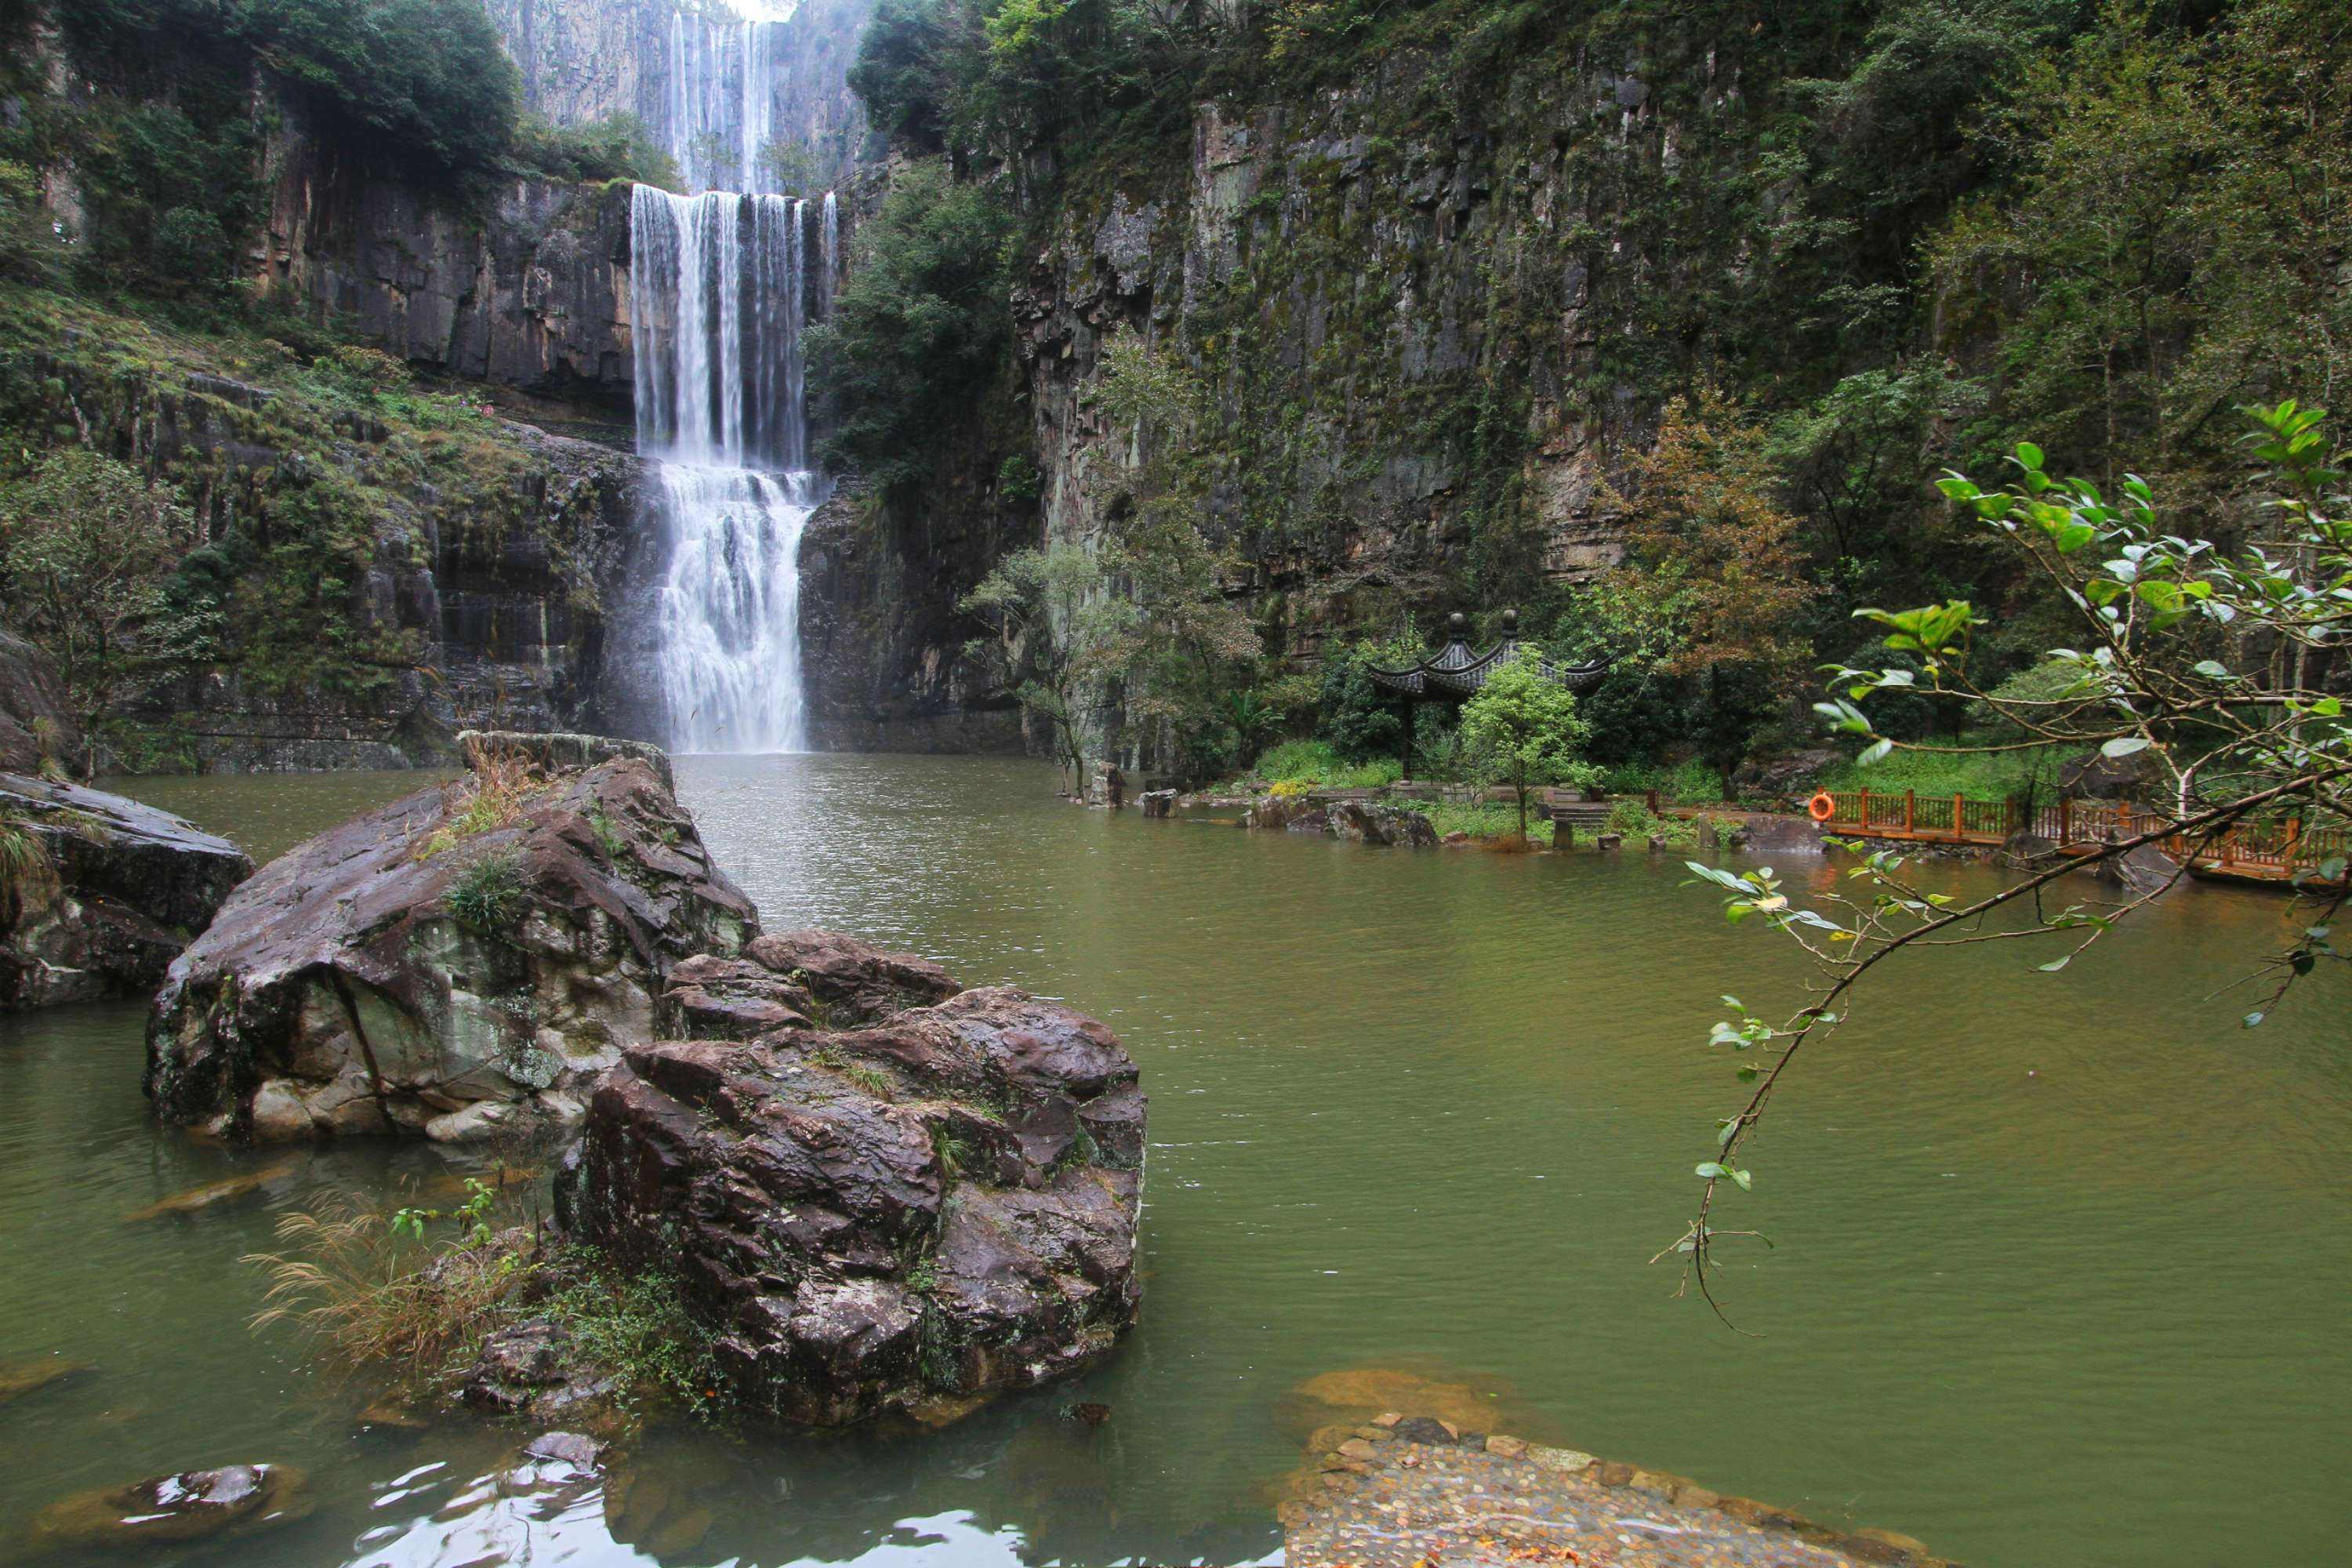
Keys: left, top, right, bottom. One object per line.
{"left": 630, "top": 183, "right": 826, "bottom": 753}
{"left": 663, "top": 2, "right": 803, "bottom": 194}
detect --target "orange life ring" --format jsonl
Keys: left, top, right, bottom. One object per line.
{"left": 1806, "top": 790, "right": 1836, "bottom": 822}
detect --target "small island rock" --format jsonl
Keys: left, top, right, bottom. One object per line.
{"left": 559, "top": 943, "right": 1145, "bottom": 1426}
{"left": 146, "top": 741, "right": 755, "bottom": 1142}
{"left": 2, "top": 773, "right": 252, "bottom": 1011}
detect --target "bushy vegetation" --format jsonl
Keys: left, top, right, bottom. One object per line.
{"left": 58, "top": 0, "right": 521, "bottom": 186}
{"left": 846, "top": 0, "right": 2352, "bottom": 793}
{"left": 804, "top": 161, "right": 1015, "bottom": 493}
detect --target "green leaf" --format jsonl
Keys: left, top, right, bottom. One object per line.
{"left": 2038, "top": 955, "right": 2071, "bottom": 972}
{"left": 2242, "top": 1011, "right": 2266, "bottom": 1029}
{"left": 2016, "top": 441, "right": 2045, "bottom": 470}
{"left": 1857, "top": 738, "right": 1895, "bottom": 767}
{"left": 2100, "top": 737, "right": 2150, "bottom": 758}
{"left": 2192, "top": 660, "right": 2231, "bottom": 679}
{"left": 1729, "top": 1168, "right": 1753, "bottom": 1192}
{"left": 1695, "top": 1162, "right": 1727, "bottom": 1179}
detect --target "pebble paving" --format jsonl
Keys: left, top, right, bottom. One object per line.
{"left": 1283, "top": 1418, "right": 1951, "bottom": 1568}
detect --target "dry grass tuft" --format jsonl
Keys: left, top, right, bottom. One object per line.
{"left": 413, "top": 738, "right": 546, "bottom": 861}
{"left": 243, "top": 1196, "right": 528, "bottom": 1377}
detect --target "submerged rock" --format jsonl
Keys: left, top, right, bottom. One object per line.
{"left": 559, "top": 946, "right": 1145, "bottom": 1426}
{"left": 1, "top": 773, "right": 252, "bottom": 1011}
{"left": 31, "top": 1463, "right": 309, "bottom": 1550}
{"left": 145, "top": 742, "right": 756, "bottom": 1142}
{"left": 122, "top": 1156, "right": 305, "bottom": 1222}
{"left": 0, "top": 1355, "right": 91, "bottom": 1406}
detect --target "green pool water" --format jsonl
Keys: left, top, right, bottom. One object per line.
{"left": 2, "top": 753, "right": 2345, "bottom": 1566}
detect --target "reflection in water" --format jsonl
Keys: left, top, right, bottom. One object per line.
{"left": 0, "top": 755, "right": 2346, "bottom": 1566}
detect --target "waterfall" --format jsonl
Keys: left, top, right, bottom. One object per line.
{"left": 630, "top": 183, "right": 826, "bottom": 753}
{"left": 663, "top": 2, "right": 803, "bottom": 194}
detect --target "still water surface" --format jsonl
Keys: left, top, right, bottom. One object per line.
{"left": 2, "top": 754, "right": 2347, "bottom": 1566}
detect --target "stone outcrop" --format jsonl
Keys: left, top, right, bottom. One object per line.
{"left": 1, "top": 775, "right": 252, "bottom": 1011}
{"left": 797, "top": 480, "right": 1027, "bottom": 756}
{"left": 0, "top": 630, "right": 78, "bottom": 777}
{"left": 145, "top": 744, "right": 754, "bottom": 1142}
{"left": 1245, "top": 794, "right": 1438, "bottom": 847}
{"left": 1326, "top": 800, "right": 1439, "bottom": 848}
{"left": 257, "top": 141, "right": 636, "bottom": 408}
{"left": 558, "top": 933, "right": 1145, "bottom": 1425}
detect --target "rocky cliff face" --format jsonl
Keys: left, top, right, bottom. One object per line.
{"left": 828, "top": 46, "right": 1706, "bottom": 764}
{"left": 1018, "top": 64, "right": 1676, "bottom": 674}
{"left": 797, "top": 480, "right": 1026, "bottom": 755}
{"left": 5, "top": 329, "right": 649, "bottom": 771}
{"left": 256, "top": 128, "right": 637, "bottom": 410}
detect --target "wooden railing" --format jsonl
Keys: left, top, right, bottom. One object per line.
{"left": 1811, "top": 788, "right": 2347, "bottom": 884}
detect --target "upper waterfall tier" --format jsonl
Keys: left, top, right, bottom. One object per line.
{"left": 629, "top": 184, "right": 836, "bottom": 470}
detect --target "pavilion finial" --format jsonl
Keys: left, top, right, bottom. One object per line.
{"left": 1446, "top": 612, "right": 1468, "bottom": 637}
{"left": 1500, "top": 608, "right": 1519, "bottom": 635}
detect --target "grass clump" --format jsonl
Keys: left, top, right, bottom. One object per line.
{"left": 537, "top": 1254, "right": 722, "bottom": 1417}
{"left": 1421, "top": 800, "right": 1524, "bottom": 840}
{"left": 415, "top": 742, "right": 543, "bottom": 861}
{"left": 1605, "top": 797, "right": 1704, "bottom": 847}
{"left": 0, "top": 811, "right": 49, "bottom": 902}
{"left": 246, "top": 1178, "right": 724, "bottom": 1422}
{"left": 1250, "top": 739, "right": 1404, "bottom": 790}
{"left": 246, "top": 1189, "right": 524, "bottom": 1377}
{"left": 445, "top": 850, "right": 528, "bottom": 934}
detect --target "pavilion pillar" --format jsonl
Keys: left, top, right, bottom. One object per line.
{"left": 1399, "top": 697, "right": 1416, "bottom": 781}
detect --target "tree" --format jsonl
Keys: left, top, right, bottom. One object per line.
{"left": 1087, "top": 331, "right": 1263, "bottom": 781}
{"left": 1665, "top": 401, "right": 2352, "bottom": 1320}
{"left": 1457, "top": 652, "right": 1597, "bottom": 842}
{"left": 0, "top": 449, "right": 209, "bottom": 770}
{"left": 804, "top": 161, "right": 1012, "bottom": 496}
{"left": 1608, "top": 390, "right": 1819, "bottom": 798}
{"left": 961, "top": 543, "right": 1134, "bottom": 793}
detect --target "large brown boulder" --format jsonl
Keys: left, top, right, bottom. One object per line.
{"left": 2, "top": 774, "right": 252, "bottom": 1011}
{"left": 559, "top": 949, "right": 1145, "bottom": 1426}
{"left": 145, "top": 746, "right": 756, "bottom": 1142}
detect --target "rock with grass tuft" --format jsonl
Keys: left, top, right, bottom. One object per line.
{"left": 146, "top": 739, "right": 755, "bottom": 1142}
{"left": 558, "top": 943, "right": 1145, "bottom": 1427}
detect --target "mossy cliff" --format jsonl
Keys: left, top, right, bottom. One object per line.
{"left": 0, "top": 287, "right": 644, "bottom": 770}
{"left": 822, "top": 0, "right": 2351, "bottom": 777}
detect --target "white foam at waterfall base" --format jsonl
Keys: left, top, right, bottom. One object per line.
{"left": 654, "top": 464, "right": 811, "bottom": 754}
{"left": 630, "top": 183, "right": 826, "bottom": 755}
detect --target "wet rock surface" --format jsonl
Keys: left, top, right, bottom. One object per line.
{"left": 146, "top": 744, "right": 755, "bottom": 1141}
{"left": 31, "top": 1463, "right": 310, "bottom": 1551}
{"left": 0, "top": 774, "right": 252, "bottom": 1011}
{"left": 560, "top": 944, "right": 1145, "bottom": 1426}
{"left": 1285, "top": 1419, "right": 1955, "bottom": 1568}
